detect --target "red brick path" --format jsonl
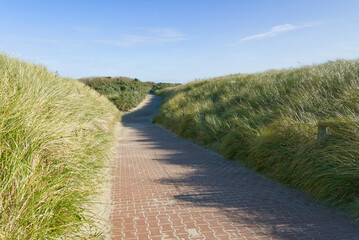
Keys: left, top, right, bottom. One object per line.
{"left": 111, "top": 94, "right": 359, "bottom": 240}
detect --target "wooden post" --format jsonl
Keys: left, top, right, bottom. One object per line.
{"left": 317, "top": 126, "right": 327, "bottom": 143}
{"left": 201, "top": 114, "right": 205, "bottom": 122}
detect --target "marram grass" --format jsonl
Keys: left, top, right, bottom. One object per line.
{"left": 154, "top": 59, "right": 359, "bottom": 222}
{"left": 0, "top": 54, "right": 120, "bottom": 239}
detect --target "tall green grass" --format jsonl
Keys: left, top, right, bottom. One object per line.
{"left": 154, "top": 60, "right": 359, "bottom": 222}
{"left": 80, "top": 77, "right": 152, "bottom": 111}
{"left": 0, "top": 54, "right": 120, "bottom": 239}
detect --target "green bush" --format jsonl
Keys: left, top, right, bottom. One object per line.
{"left": 154, "top": 60, "right": 359, "bottom": 222}
{"left": 80, "top": 77, "right": 152, "bottom": 111}
{"left": 0, "top": 54, "right": 120, "bottom": 239}
{"left": 150, "top": 82, "right": 181, "bottom": 93}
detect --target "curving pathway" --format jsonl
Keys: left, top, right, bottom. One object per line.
{"left": 110, "top": 94, "right": 359, "bottom": 240}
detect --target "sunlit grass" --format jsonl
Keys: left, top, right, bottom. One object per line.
{"left": 154, "top": 59, "right": 359, "bottom": 222}
{"left": 0, "top": 54, "right": 120, "bottom": 239}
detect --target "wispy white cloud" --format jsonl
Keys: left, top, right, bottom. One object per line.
{"left": 95, "top": 27, "right": 186, "bottom": 47}
{"left": 0, "top": 34, "right": 87, "bottom": 48}
{"left": 1, "top": 34, "right": 65, "bottom": 45}
{"left": 239, "top": 22, "right": 321, "bottom": 42}
{"left": 148, "top": 27, "right": 185, "bottom": 39}
{"left": 72, "top": 26, "right": 96, "bottom": 33}
{"left": 1, "top": 27, "right": 186, "bottom": 49}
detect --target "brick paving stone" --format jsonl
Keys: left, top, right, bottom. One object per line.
{"left": 111, "top": 94, "right": 359, "bottom": 240}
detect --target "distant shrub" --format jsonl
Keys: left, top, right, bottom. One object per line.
{"left": 151, "top": 82, "right": 181, "bottom": 93}
{"left": 80, "top": 77, "right": 152, "bottom": 111}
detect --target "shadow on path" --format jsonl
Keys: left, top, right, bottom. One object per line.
{"left": 122, "top": 94, "right": 359, "bottom": 239}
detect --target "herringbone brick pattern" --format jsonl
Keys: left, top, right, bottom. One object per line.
{"left": 110, "top": 94, "right": 359, "bottom": 240}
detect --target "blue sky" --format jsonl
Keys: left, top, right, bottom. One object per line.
{"left": 1, "top": 0, "right": 359, "bottom": 83}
